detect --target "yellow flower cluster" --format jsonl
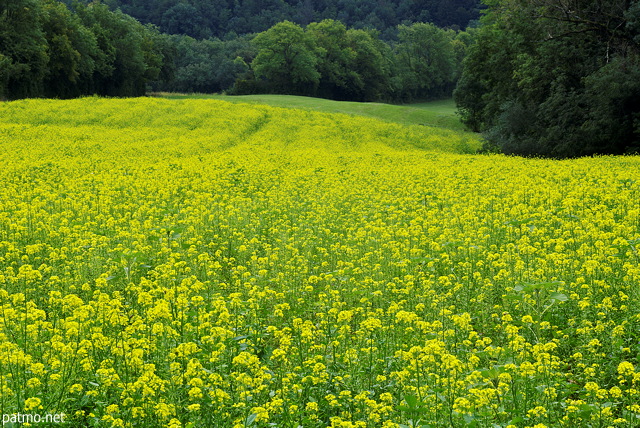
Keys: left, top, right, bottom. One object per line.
{"left": 0, "top": 97, "right": 638, "bottom": 427}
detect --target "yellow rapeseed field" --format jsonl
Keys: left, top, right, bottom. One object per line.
{"left": 0, "top": 97, "right": 639, "bottom": 427}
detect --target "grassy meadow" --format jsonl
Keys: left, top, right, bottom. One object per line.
{"left": 0, "top": 97, "right": 639, "bottom": 427}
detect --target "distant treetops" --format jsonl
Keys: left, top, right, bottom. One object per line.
{"left": 1, "top": 1, "right": 475, "bottom": 103}
{"left": 231, "top": 20, "right": 472, "bottom": 102}
{"left": 63, "top": 0, "right": 482, "bottom": 40}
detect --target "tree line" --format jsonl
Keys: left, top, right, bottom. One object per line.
{"left": 1, "top": 0, "right": 474, "bottom": 103}
{"left": 163, "top": 20, "right": 473, "bottom": 102}
{"left": 1, "top": 0, "right": 174, "bottom": 99}
{"left": 63, "top": 0, "right": 482, "bottom": 40}
{"left": 454, "top": 0, "right": 640, "bottom": 157}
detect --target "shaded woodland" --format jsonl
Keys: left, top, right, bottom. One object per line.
{"left": 66, "top": 0, "right": 481, "bottom": 39}
{"left": 1, "top": 0, "right": 476, "bottom": 102}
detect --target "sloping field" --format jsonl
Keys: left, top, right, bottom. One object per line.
{"left": 0, "top": 98, "right": 639, "bottom": 427}
{"left": 1, "top": 97, "right": 476, "bottom": 157}
{"left": 155, "top": 93, "right": 467, "bottom": 131}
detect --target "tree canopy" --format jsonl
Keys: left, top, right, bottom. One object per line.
{"left": 0, "top": 0, "right": 172, "bottom": 99}
{"left": 454, "top": 0, "right": 640, "bottom": 157}
{"left": 251, "top": 21, "right": 321, "bottom": 95}
{"left": 229, "top": 19, "right": 470, "bottom": 102}
{"left": 2, "top": 1, "right": 475, "bottom": 103}
{"left": 64, "top": 0, "right": 482, "bottom": 40}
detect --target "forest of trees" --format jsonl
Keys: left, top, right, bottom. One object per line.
{"left": 64, "top": 0, "right": 482, "bottom": 40}
{"left": 0, "top": 0, "right": 173, "bottom": 99}
{"left": 454, "top": 0, "right": 640, "bottom": 157}
{"left": 167, "top": 20, "right": 473, "bottom": 102}
{"left": 1, "top": 0, "right": 475, "bottom": 102}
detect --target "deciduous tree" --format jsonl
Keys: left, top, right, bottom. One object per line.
{"left": 251, "top": 20, "right": 320, "bottom": 94}
{"left": 0, "top": 0, "right": 48, "bottom": 98}
{"left": 454, "top": 0, "right": 640, "bottom": 157}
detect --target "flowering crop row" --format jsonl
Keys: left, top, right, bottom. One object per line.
{"left": 0, "top": 98, "right": 638, "bottom": 427}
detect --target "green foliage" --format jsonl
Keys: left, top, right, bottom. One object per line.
{"left": 63, "top": 0, "right": 482, "bottom": 40}
{"left": 0, "top": 0, "right": 48, "bottom": 98}
{"left": 306, "top": 19, "right": 358, "bottom": 100}
{"left": 154, "top": 34, "right": 253, "bottom": 94}
{"left": 160, "top": 2, "right": 210, "bottom": 39}
{"left": 346, "top": 28, "right": 393, "bottom": 101}
{"left": 240, "top": 19, "right": 464, "bottom": 102}
{"left": 75, "top": 2, "right": 149, "bottom": 96}
{"left": 455, "top": 0, "right": 640, "bottom": 157}
{"left": 304, "top": 20, "right": 392, "bottom": 101}
{"left": 251, "top": 21, "right": 321, "bottom": 94}
{"left": 0, "top": 0, "right": 172, "bottom": 99}
{"left": 41, "top": 0, "right": 98, "bottom": 98}
{"left": 2, "top": 2, "right": 471, "bottom": 103}
{"left": 394, "top": 22, "right": 457, "bottom": 101}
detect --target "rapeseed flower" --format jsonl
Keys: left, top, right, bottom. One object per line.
{"left": 0, "top": 98, "right": 638, "bottom": 426}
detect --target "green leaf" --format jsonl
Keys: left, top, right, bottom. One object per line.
{"left": 480, "top": 368, "right": 498, "bottom": 379}
{"left": 549, "top": 292, "right": 568, "bottom": 302}
{"left": 578, "top": 403, "right": 595, "bottom": 418}
{"left": 404, "top": 394, "right": 418, "bottom": 408}
{"left": 246, "top": 413, "right": 257, "bottom": 426}
{"left": 462, "top": 414, "right": 476, "bottom": 423}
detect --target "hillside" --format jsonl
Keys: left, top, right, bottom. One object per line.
{"left": 154, "top": 94, "right": 468, "bottom": 131}
{"left": 64, "top": 0, "right": 482, "bottom": 39}
{"left": 0, "top": 97, "right": 479, "bottom": 156}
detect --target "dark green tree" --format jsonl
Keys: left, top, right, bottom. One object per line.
{"left": 306, "top": 19, "right": 358, "bottom": 99}
{"left": 0, "top": 0, "right": 171, "bottom": 99}
{"left": 251, "top": 20, "right": 320, "bottom": 94}
{"left": 156, "top": 34, "right": 252, "bottom": 93}
{"left": 41, "top": 0, "right": 100, "bottom": 98}
{"left": 0, "top": 0, "right": 48, "bottom": 98}
{"left": 455, "top": 0, "right": 640, "bottom": 157}
{"left": 63, "top": 0, "right": 483, "bottom": 39}
{"left": 160, "top": 3, "right": 211, "bottom": 39}
{"left": 240, "top": 19, "right": 393, "bottom": 100}
{"left": 306, "top": 20, "right": 392, "bottom": 101}
{"left": 394, "top": 22, "right": 457, "bottom": 101}
{"left": 75, "top": 1, "right": 165, "bottom": 96}
{"left": 345, "top": 28, "right": 392, "bottom": 101}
